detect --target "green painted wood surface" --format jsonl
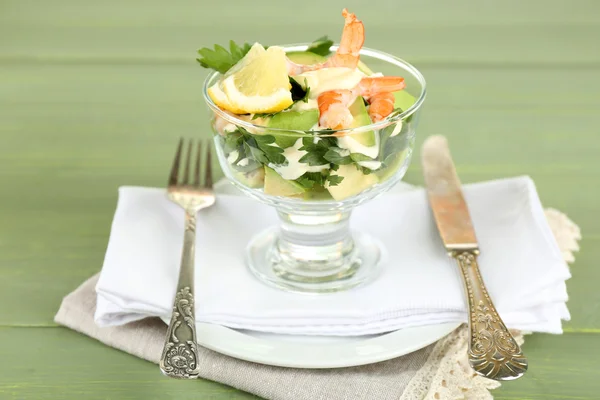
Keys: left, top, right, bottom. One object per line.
{"left": 1, "top": 0, "right": 599, "bottom": 398}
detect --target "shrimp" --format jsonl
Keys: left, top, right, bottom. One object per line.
{"left": 317, "top": 89, "right": 357, "bottom": 129}
{"left": 366, "top": 92, "right": 396, "bottom": 122}
{"left": 287, "top": 8, "right": 365, "bottom": 76}
{"left": 357, "top": 76, "right": 405, "bottom": 97}
{"left": 327, "top": 9, "right": 364, "bottom": 69}
{"left": 317, "top": 76, "right": 405, "bottom": 129}
{"left": 357, "top": 76, "right": 405, "bottom": 122}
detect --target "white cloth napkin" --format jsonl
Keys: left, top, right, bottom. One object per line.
{"left": 95, "top": 176, "right": 570, "bottom": 336}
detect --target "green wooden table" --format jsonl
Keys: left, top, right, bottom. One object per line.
{"left": 1, "top": 0, "right": 599, "bottom": 398}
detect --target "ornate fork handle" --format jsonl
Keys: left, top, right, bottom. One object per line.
{"left": 452, "top": 250, "right": 528, "bottom": 381}
{"left": 159, "top": 211, "right": 200, "bottom": 379}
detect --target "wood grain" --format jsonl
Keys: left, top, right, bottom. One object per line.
{"left": 0, "top": 0, "right": 598, "bottom": 398}
{"left": 0, "top": 327, "right": 599, "bottom": 399}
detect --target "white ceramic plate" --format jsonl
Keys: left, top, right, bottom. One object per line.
{"left": 183, "top": 320, "right": 459, "bottom": 368}
{"left": 171, "top": 179, "right": 460, "bottom": 369}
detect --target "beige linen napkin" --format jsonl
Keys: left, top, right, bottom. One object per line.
{"left": 54, "top": 208, "right": 580, "bottom": 400}
{"left": 57, "top": 274, "right": 431, "bottom": 399}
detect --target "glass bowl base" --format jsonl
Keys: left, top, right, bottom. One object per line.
{"left": 246, "top": 227, "right": 385, "bottom": 294}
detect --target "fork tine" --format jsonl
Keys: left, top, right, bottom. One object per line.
{"left": 204, "top": 139, "right": 213, "bottom": 188}
{"left": 194, "top": 141, "right": 201, "bottom": 186}
{"left": 182, "top": 140, "right": 192, "bottom": 184}
{"left": 168, "top": 138, "right": 184, "bottom": 186}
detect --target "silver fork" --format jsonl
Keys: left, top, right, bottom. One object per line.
{"left": 159, "top": 138, "right": 216, "bottom": 379}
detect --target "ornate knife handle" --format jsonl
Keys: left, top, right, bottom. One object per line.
{"left": 452, "top": 250, "right": 528, "bottom": 381}
{"left": 159, "top": 212, "right": 200, "bottom": 379}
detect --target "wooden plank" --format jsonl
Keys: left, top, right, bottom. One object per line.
{"left": 0, "top": 327, "right": 258, "bottom": 399}
{"left": 3, "top": 0, "right": 599, "bottom": 27}
{"left": 2, "top": 65, "right": 600, "bottom": 109}
{"left": 1, "top": 0, "right": 599, "bottom": 65}
{"left": 0, "top": 327, "right": 598, "bottom": 399}
{"left": 494, "top": 332, "right": 600, "bottom": 399}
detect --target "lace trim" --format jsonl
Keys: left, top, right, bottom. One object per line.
{"left": 401, "top": 208, "right": 579, "bottom": 399}
{"left": 545, "top": 208, "right": 581, "bottom": 264}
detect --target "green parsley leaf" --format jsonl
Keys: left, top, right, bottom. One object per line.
{"left": 301, "top": 79, "right": 311, "bottom": 103}
{"left": 326, "top": 174, "right": 344, "bottom": 186}
{"left": 249, "top": 132, "right": 286, "bottom": 164}
{"left": 296, "top": 172, "right": 327, "bottom": 189}
{"left": 298, "top": 137, "right": 335, "bottom": 166}
{"left": 391, "top": 106, "right": 414, "bottom": 123}
{"left": 355, "top": 164, "right": 374, "bottom": 175}
{"left": 223, "top": 131, "right": 243, "bottom": 153}
{"left": 252, "top": 133, "right": 276, "bottom": 145}
{"left": 299, "top": 151, "right": 328, "bottom": 166}
{"left": 252, "top": 112, "right": 277, "bottom": 119}
{"left": 299, "top": 137, "right": 353, "bottom": 166}
{"left": 323, "top": 149, "right": 353, "bottom": 165}
{"left": 227, "top": 127, "right": 286, "bottom": 165}
{"left": 244, "top": 141, "right": 269, "bottom": 165}
{"left": 197, "top": 40, "right": 252, "bottom": 74}
{"left": 290, "top": 77, "right": 307, "bottom": 102}
{"left": 229, "top": 40, "right": 251, "bottom": 62}
{"left": 306, "top": 35, "right": 334, "bottom": 57}
{"left": 296, "top": 176, "right": 316, "bottom": 189}
{"left": 350, "top": 153, "right": 374, "bottom": 162}
{"left": 379, "top": 121, "right": 409, "bottom": 167}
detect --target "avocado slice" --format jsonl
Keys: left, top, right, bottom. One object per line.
{"left": 376, "top": 149, "right": 409, "bottom": 182}
{"left": 302, "top": 189, "right": 334, "bottom": 201}
{"left": 286, "top": 51, "right": 327, "bottom": 65}
{"left": 357, "top": 61, "right": 374, "bottom": 76}
{"left": 348, "top": 97, "right": 376, "bottom": 147}
{"left": 267, "top": 110, "right": 318, "bottom": 148}
{"left": 326, "top": 164, "right": 379, "bottom": 201}
{"left": 263, "top": 166, "right": 306, "bottom": 197}
{"left": 233, "top": 168, "right": 265, "bottom": 189}
{"left": 393, "top": 90, "right": 417, "bottom": 112}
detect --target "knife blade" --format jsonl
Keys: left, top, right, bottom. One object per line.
{"left": 421, "top": 135, "right": 528, "bottom": 381}
{"left": 421, "top": 135, "right": 478, "bottom": 251}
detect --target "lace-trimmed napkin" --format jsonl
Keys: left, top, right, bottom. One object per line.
{"left": 54, "top": 200, "right": 580, "bottom": 400}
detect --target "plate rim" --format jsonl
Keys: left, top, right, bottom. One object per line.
{"left": 158, "top": 317, "right": 461, "bottom": 369}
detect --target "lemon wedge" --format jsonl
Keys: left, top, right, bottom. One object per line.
{"left": 207, "top": 43, "right": 271, "bottom": 114}
{"left": 223, "top": 42, "right": 266, "bottom": 78}
{"left": 218, "top": 44, "right": 293, "bottom": 114}
{"left": 207, "top": 82, "right": 245, "bottom": 114}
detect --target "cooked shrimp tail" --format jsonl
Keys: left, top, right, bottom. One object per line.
{"left": 287, "top": 9, "right": 365, "bottom": 75}
{"left": 286, "top": 60, "right": 307, "bottom": 76}
{"left": 357, "top": 76, "right": 406, "bottom": 96}
{"left": 325, "top": 9, "right": 364, "bottom": 69}
{"left": 367, "top": 92, "right": 396, "bottom": 122}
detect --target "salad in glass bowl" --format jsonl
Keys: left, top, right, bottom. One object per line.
{"left": 199, "top": 9, "right": 426, "bottom": 293}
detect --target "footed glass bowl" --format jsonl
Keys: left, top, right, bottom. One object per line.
{"left": 203, "top": 44, "right": 426, "bottom": 293}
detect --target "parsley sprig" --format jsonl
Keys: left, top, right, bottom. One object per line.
{"left": 222, "top": 127, "right": 285, "bottom": 167}
{"left": 197, "top": 41, "right": 252, "bottom": 74}
{"left": 197, "top": 36, "right": 333, "bottom": 74}
{"left": 221, "top": 130, "right": 349, "bottom": 188}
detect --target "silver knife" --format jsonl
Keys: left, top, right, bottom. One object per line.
{"left": 421, "top": 135, "right": 527, "bottom": 381}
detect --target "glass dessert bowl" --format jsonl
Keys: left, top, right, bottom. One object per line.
{"left": 200, "top": 10, "right": 426, "bottom": 293}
